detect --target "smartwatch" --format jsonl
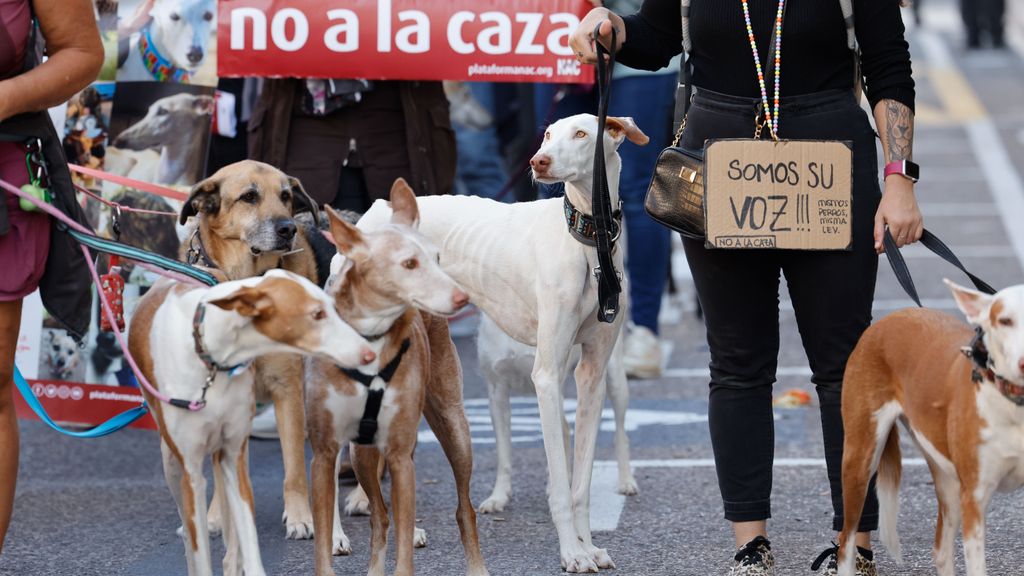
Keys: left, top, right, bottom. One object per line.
{"left": 884, "top": 160, "right": 920, "bottom": 183}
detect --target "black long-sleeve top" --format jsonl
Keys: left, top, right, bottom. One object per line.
{"left": 617, "top": 0, "right": 915, "bottom": 112}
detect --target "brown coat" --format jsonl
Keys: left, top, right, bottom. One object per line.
{"left": 247, "top": 79, "right": 455, "bottom": 205}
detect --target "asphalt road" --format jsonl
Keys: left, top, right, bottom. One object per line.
{"left": 4, "top": 3, "right": 1024, "bottom": 575}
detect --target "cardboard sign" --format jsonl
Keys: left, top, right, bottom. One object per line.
{"left": 217, "top": 0, "right": 594, "bottom": 84}
{"left": 704, "top": 139, "right": 853, "bottom": 250}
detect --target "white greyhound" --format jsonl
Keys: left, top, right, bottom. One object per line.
{"left": 118, "top": 0, "right": 216, "bottom": 83}
{"left": 359, "top": 113, "right": 647, "bottom": 573}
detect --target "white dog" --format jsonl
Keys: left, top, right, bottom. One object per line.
{"left": 118, "top": 0, "right": 216, "bottom": 83}
{"left": 359, "top": 114, "right": 647, "bottom": 572}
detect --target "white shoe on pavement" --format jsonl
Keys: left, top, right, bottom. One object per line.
{"left": 623, "top": 325, "right": 663, "bottom": 379}
{"left": 250, "top": 405, "right": 279, "bottom": 439}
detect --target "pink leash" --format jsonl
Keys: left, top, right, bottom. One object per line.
{"left": 1, "top": 177, "right": 207, "bottom": 411}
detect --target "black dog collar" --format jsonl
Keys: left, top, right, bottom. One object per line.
{"left": 563, "top": 196, "right": 621, "bottom": 248}
{"left": 963, "top": 327, "right": 1024, "bottom": 406}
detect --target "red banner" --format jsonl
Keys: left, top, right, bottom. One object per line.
{"left": 217, "top": 0, "right": 594, "bottom": 83}
{"left": 15, "top": 381, "right": 157, "bottom": 432}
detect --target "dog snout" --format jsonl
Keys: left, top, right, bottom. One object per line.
{"left": 187, "top": 46, "right": 204, "bottom": 65}
{"left": 530, "top": 154, "right": 551, "bottom": 173}
{"left": 361, "top": 347, "right": 377, "bottom": 365}
{"left": 452, "top": 288, "right": 469, "bottom": 310}
{"left": 275, "top": 220, "right": 297, "bottom": 241}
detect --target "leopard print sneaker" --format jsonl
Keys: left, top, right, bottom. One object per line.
{"left": 811, "top": 543, "right": 877, "bottom": 576}
{"left": 728, "top": 536, "right": 775, "bottom": 576}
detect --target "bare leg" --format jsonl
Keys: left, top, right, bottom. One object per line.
{"left": 0, "top": 299, "right": 22, "bottom": 552}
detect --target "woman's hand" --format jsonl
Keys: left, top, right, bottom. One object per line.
{"left": 570, "top": 8, "right": 626, "bottom": 65}
{"left": 874, "top": 176, "right": 923, "bottom": 254}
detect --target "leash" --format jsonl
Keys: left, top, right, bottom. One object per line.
{"left": 591, "top": 22, "right": 622, "bottom": 323}
{"left": 341, "top": 338, "right": 411, "bottom": 445}
{"left": 883, "top": 228, "right": 996, "bottom": 306}
{"left": 68, "top": 164, "right": 188, "bottom": 202}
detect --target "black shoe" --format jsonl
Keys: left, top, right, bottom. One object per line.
{"left": 811, "top": 543, "right": 877, "bottom": 575}
{"left": 729, "top": 536, "right": 775, "bottom": 576}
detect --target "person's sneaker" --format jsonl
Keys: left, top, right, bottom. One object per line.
{"left": 623, "top": 324, "right": 663, "bottom": 379}
{"left": 811, "top": 543, "right": 877, "bottom": 576}
{"left": 250, "top": 405, "right": 280, "bottom": 440}
{"left": 729, "top": 536, "right": 775, "bottom": 576}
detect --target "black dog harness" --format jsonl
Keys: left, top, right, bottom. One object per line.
{"left": 963, "top": 327, "right": 1024, "bottom": 406}
{"left": 341, "top": 338, "right": 412, "bottom": 445}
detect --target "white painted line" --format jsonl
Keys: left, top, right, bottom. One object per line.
{"left": 920, "top": 203, "right": 998, "bottom": 217}
{"left": 663, "top": 366, "right": 812, "bottom": 379}
{"left": 885, "top": 245, "right": 1016, "bottom": 259}
{"left": 599, "top": 458, "right": 929, "bottom": 469}
{"left": 966, "top": 120, "right": 1024, "bottom": 269}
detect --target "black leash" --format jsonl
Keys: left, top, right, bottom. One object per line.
{"left": 592, "top": 22, "right": 622, "bottom": 323}
{"left": 883, "top": 228, "right": 996, "bottom": 305}
{"left": 340, "top": 338, "right": 411, "bottom": 445}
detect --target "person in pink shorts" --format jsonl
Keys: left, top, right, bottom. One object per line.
{"left": 0, "top": 0, "right": 102, "bottom": 552}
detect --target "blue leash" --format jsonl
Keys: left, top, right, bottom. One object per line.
{"left": 13, "top": 365, "right": 148, "bottom": 438}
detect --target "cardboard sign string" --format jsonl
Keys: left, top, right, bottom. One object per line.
{"left": 591, "top": 22, "right": 621, "bottom": 324}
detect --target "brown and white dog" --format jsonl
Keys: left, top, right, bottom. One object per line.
{"left": 178, "top": 159, "right": 328, "bottom": 539}
{"left": 127, "top": 270, "right": 375, "bottom": 576}
{"left": 306, "top": 181, "right": 489, "bottom": 576}
{"left": 838, "top": 280, "right": 1024, "bottom": 576}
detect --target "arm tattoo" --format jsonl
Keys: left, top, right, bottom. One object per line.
{"left": 883, "top": 100, "right": 914, "bottom": 163}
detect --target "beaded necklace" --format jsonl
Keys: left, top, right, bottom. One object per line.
{"left": 741, "top": 0, "right": 785, "bottom": 139}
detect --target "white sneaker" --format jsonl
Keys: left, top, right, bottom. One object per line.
{"left": 623, "top": 325, "right": 663, "bottom": 379}
{"left": 250, "top": 405, "right": 280, "bottom": 440}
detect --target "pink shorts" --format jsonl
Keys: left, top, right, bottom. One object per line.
{"left": 0, "top": 141, "right": 50, "bottom": 301}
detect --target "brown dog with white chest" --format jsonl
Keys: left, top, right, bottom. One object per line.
{"left": 838, "top": 280, "right": 1024, "bottom": 576}
{"left": 306, "top": 180, "right": 489, "bottom": 576}
{"left": 178, "top": 159, "right": 329, "bottom": 539}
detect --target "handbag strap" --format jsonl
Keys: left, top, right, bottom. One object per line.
{"left": 592, "top": 22, "right": 622, "bottom": 324}
{"left": 884, "top": 228, "right": 997, "bottom": 307}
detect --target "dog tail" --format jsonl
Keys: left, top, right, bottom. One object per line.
{"left": 877, "top": 425, "right": 902, "bottom": 562}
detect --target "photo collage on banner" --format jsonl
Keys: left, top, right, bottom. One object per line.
{"left": 20, "top": 0, "right": 217, "bottom": 396}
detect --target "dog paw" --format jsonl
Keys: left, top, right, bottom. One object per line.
{"left": 413, "top": 527, "right": 428, "bottom": 548}
{"left": 344, "top": 488, "right": 370, "bottom": 516}
{"left": 478, "top": 493, "right": 509, "bottom": 514}
{"left": 561, "top": 548, "right": 599, "bottom": 573}
{"left": 586, "top": 546, "right": 616, "bottom": 570}
{"left": 281, "top": 510, "right": 315, "bottom": 540}
{"left": 332, "top": 532, "right": 352, "bottom": 556}
{"left": 176, "top": 522, "right": 221, "bottom": 539}
{"left": 617, "top": 477, "right": 639, "bottom": 496}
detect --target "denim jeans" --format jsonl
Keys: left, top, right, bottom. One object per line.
{"left": 681, "top": 88, "right": 881, "bottom": 532}
{"left": 454, "top": 83, "right": 509, "bottom": 201}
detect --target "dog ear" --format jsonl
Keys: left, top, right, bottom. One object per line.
{"left": 208, "top": 286, "right": 275, "bottom": 318}
{"left": 389, "top": 178, "right": 420, "bottom": 228}
{"left": 325, "top": 205, "right": 365, "bottom": 254}
{"left": 179, "top": 176, "right": 221, "bottom": 225}
{"left": 287, "top": 176, "right": 321, "bottom": 226}
{"left": 605, "top": 117, "right": 650, "bottom": 146}
{"left": 193, "top": 94, "right": 216, "bottom": 116}
{"left": 945, "top": 278, "right": 993, "bottom": 325}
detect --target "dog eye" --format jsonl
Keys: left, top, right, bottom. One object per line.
{"left": 170, "top": 12, "right": 180, "bottom": 21}
{"left": 240, "top": 190, "right": 259, "bottom": 204}
{"left": 402, "top": 259, "right": 418, "bottom": 270}
{"left": 203, "top": 11, "right": 213, "bottom": 21}
{"left": 998, "top": 317, "right": 1014, "bottom": 328}
{"left": 155, "top": 107, "right": 168, "bottom": 116}
{"left": 312, "top": 308, "right": 326, "bottom": 321}
{"left": 575, "top": 130, "right": 587, "bottom": 139}
{"left": 280, "top": 191, "right": 291, "bottom": 203}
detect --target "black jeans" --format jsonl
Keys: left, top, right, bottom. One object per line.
{"left": 961, "top": 0, "right": 1006, "bottom": 44}
{"left": 682, "top": 88, "right": 880, "bottom": 533}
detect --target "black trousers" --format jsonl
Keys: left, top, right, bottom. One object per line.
{"left": 961, "top": 0, "right": 1006, "bottom": 43}
{"left": 681, "top": 88, "right": 880, "bottom": 533}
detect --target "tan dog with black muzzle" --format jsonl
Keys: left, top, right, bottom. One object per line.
{"left": 178, "top": 159, "right": 326, "bottom": 539}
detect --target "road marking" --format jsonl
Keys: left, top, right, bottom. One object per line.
{"left": 590, "top": 458, "right": 928, "bottom": 532}
{"left": 920, "top": 202, "right": 998, "bottom": 217}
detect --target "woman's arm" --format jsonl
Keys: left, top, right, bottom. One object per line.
{"left": 872, "top": 98, "right": 923, "bottom": 253}
{"left": 571, "top": 0, "right": 681, "bottom": 71}
{"left": 0, "top": 0, "right": 103, "bottom": 122}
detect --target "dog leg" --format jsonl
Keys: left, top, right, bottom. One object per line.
{"left": 331, "top": 449, "right": 353, "bottom": 555}
{"left": 388, "top": 450, "right": 417, "bottom": 576}
{"left": 570, "top": 339, "right": 614, "bottom": 570}
{"left": 267, "top": 357, "right": 315, "bottom": 540}
{"left": 344, "top": 473, "right": 372, "bottom": 516}
{"left": 479, "top": 365, "right": 513, "bottom": 514}
{"left": 184, "top": 455, "right": 214, "bottom": 576}
{"left": 532, "top": 320, "right": 596, "bottom": 573}
{"left": 310, "top": 443, "right": 341, "bottom": 576}
{"left": 353, "top": 445, "right": 388, "bottom": 576}
{"left": 605, "top": 337, "right": 637, "bottom": 496}
{"left": 161, "top": 444, "right": 201, "bottom": 576}
{"left": 960, "top": 484, "right": 991, "bottom": 576}
{"left": 213, "top": 452, "right": 241, "bottom": 576}
{"left": 423, "top": 376, "right": 490, "bottom": 575}
{"left": 218, "top": 440, "right": 266, "bottom": 576}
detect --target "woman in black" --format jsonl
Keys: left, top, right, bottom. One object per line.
{"left": 573, "top": 1, "right": 920, "bottom": 574}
